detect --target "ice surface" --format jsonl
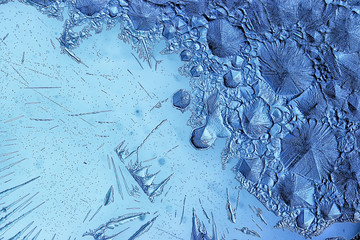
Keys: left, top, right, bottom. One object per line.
{"left": 206, "top": 19, "right": 246, "bottom": 58}
{"left": 280, "top": 119, "right": 338, "bottom": 181}
{"left": 1, "top": 0, "right": 360, "bottom": 239}
{"left": 223, "top": 70, "right": 245, "bottom": 88}
{"left": 172, "top": 89, "right": 191, "bottom": 111}
{"left": 296, "top": 208, "right": 315, "bottom": 229}
{"left": 240, "top": 97, "right": 273, "bottom": 139}
{"left": 258, "top": 40, "right": 315, "bottom": 96}
{"left": 275, "top": 173, "right": 315, "bottom": 208}
{"left": 128, "top": 0, "right": 160, "bottom": 31}
{"left": 75, "top": 0, "right": 108, "bottom": 16}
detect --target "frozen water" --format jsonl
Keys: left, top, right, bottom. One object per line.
{"left": 75, "top": 0, "right": 108, "bottom": 16}
{"left": 258, "top": 40, "right": 315, "bottom": 96}
{"left": 128, "top": 0, "right": 160, "bottom": 31}
{"left": 172, "top": 89, "right": 191, "bottom": 111}
{"left": 1, "top": 0, "right": 360, "bottom": 239}
{"left": 326, "top": 6, "right": 360, "bottom": 53}
{"left": 275, "top": 173, "right": 315, "bottom": 208}
{"left": 296, "top": 208, "right": 315, "bottom": 229}
{"left": 280, "top": 119, "right": 338, "bottom": 181}
{"left": 240, "top": 98, "right": 273, "bottom": 139}
{"left": 223, "top": 70, "right": 245, "bottom": 88}
{"left": 206, "top": 19, "right": 246, "bottom": 58}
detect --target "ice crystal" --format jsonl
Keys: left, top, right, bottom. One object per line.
{"left": 258, "top": 40, "right": 315, "bottom": 96}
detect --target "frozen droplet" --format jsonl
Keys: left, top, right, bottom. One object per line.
{"left": 180, "top": 49, "right": 193, "bottom": 61}
{"left": 172, "top": 89, "right": 191, "bottom": 111}
{"left": 223, "top": 70, "right": 245, "bottom": 88}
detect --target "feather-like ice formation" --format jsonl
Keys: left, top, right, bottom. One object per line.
{"left": 298, "top": 0, "right": 326, "bottom": 28}
{"left": 206, "top": 19, "right": 246, "bottom": 58}
{"left": 240, "top": 98, "right": 273, "bottom": 139}
{"left": 246, "top": 0, "right": 272, "bottom": 34}
{"left": 258, "top": 0, "right": 327, "bottom": 32}
{"left": 182, "top": 0, "right": 209, "bottom": 17}
{"left": 191, "top": 209, "right": 218, "bottom": 240}
{"left": 323, "top": 81, "right": 348, "bottom": 109}
{"left": 265, "top": 0, "right": 327, "bottom": 31}
{"left": 83, "top": 212, "right": 149, "bottom": 239}
{"left": 258, "top": 40, "right": 315, "bottom": 96}
{"left": 4, "top": 0, "right": 360, "bottom": 237}
{"left": 218, "top": 0, "right": 244, "bottom": 11}
{"left": 280, "top": 119, "right": 338, "bottom": 181}
{"left": 261, "top": 0, "right": 298, "bottom": 28}
{"left": 335, "top": 52, "right": 360, "bottom": 91}
{"left": 126, "top": 160, "right": 172, "bottom": 201}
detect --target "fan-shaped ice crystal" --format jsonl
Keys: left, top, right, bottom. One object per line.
{"left": 258, "top": 40, "right": 315, "bottom": 96}
{"left": 280, "top": 119, "right": 338, "bottom": 181}
{"left": 326, "top": 7, "right": 360, "bottom": 53}
{"left": 75, "top": 0, "right": 109, "bottom": 16}
{"left": 275, "top": 173, "right": 315, "bottom": 208}
{"left": 206, "top": 19, "right": 246, "bottom": 58}
{"left": 128, "top": 0, "right": 160, "bottom": 31}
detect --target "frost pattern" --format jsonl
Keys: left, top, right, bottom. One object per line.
{"left": 4, "top": 0, "right": 360, "bottom": 238}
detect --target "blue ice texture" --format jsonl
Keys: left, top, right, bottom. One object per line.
{"left": 1, "top": 0, "right": 360, "bottom": 239}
